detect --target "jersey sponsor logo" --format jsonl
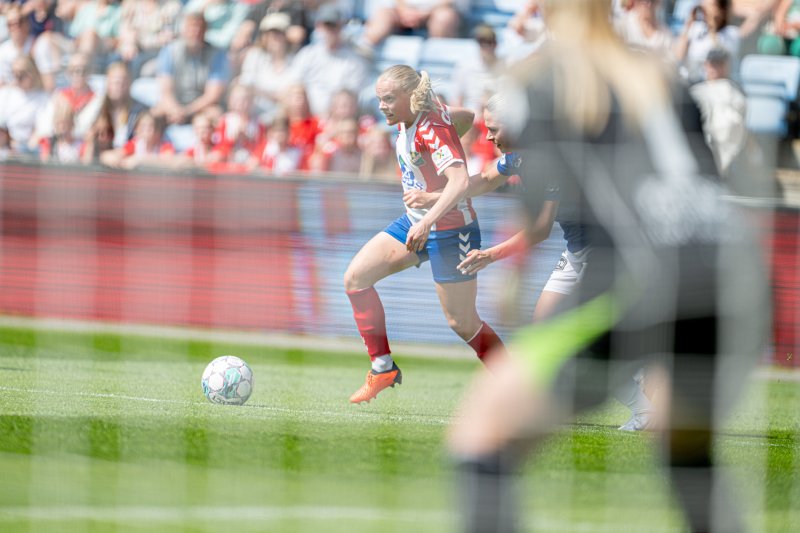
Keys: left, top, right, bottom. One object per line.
{"left": 399, "top": 155, "right": 423, "bottom": 190}
{"left": 432, "top": 145, "right": 454, "bottom": 167}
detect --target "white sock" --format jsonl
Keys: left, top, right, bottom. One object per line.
{"left": 371, "top": 354, "right": 394, "bottom": 372}
{"left": 615, "top": 376, "right": 652, "bottom": 416}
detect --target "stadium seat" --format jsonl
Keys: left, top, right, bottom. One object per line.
{"left": 418, "top": 37, "right": 480, "bottom": 102}
{"left": 739, "top": 54, "right": 800, "bottom": 137}
{"left": 130, "top": 77, "right": 160, "bottom": 108}
{"left": 375, "top": 34, "right": 425, "bottom": 72}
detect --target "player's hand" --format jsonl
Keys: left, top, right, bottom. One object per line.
{"left": 457, "top": 249, "right": 495, "bottom": 276}
{"left": 403, "top": 189, "right": 438, "bottom": 209}
{"left": 406, "top": 220, "right": 431, "bottom": 253}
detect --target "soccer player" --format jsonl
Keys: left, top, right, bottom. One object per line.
{"left": 446, "top": 1, "right": 768, "bottom": 532}
{"left": 344, "top": 65, "right": 505, "bottom": 404}
{"left": 405, "top": 94, "right": 654, "bottom": 431}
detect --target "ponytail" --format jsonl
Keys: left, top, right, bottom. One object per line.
{"left": 378, "top": 65, "right": 436, "bottom": 114}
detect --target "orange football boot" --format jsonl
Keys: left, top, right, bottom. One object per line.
{"left": 349, "top": 363, "right": 402, "bottom": 404}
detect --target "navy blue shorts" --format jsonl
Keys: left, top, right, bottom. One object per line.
{"left": 384, "top": 214, "right": 482, "bottom": 283}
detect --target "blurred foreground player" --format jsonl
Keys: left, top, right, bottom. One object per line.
{"left": 446, "top": 1, "right": 770, "bottom": 532}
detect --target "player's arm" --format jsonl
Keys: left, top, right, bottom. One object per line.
{"left": 448, "top": 106, "right": 475, "bottom": 137}
{"left": 406, "top": 162, "right": 470, "bottom": 252}
{"left": 457, "top": 199, "right": 559, "bottom": 275}
{"left": 403, "top": 153, "right": 520, "bottom": 208}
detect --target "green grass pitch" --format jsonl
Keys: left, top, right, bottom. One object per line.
{"left": 0, "top": 325, "right": 797, "bottom": 532}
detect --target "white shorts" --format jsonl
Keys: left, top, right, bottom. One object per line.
{"left": 542, "top": 247, "right": 591, "bottom": 295}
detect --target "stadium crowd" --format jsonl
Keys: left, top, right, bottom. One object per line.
{"left": 0, "top": 0, "right": 793, "bottom": 184}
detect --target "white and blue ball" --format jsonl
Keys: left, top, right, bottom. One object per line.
{"left": 201, "top": 355, "right": 254, "bottom": 405}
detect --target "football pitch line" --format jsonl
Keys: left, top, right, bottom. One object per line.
{"left": 2, "top": 384, "right": 794, "bottom": 449}
{"left": 0, "top": 505, "right": 450, "bottom": 523}
{"left": 0, "top": 385, "right": 452, "bottom": 426}
{"left": 0, "top": 505, "right": 679, "bottom": 532}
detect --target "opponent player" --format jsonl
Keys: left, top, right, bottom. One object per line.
{"left": 344, "top": 66, "right": 505, "bottom": 404}
{"left": 405, "top": 93, "right": 654, "bottom": 430}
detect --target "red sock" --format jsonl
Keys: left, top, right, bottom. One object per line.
{"left": 467, "top": 322, "right": 505, "bottom": 363}
{"left": 346, "top": 287, "right": 391, "bottom": 360}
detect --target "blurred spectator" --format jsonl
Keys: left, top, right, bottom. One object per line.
{"left": 101, "top": 109, "right": 175, "bottom": 169}
{"left": 358, "top": 0, "right": 467, "bottom": 52}
{"left": 38, "top": 98, "right": 82, "bottom": 163}
{"left": 757, "top": 0, "right": 800, "bottom": 56}
{"left": 116, "top": 0, "right": 181, "bottom": 77}
{"left": 674, "top": 0, "right": 740, "bottom": 84}
{"left": 31, "top": 52, "right": 94, "bottom": 147}
{"left": 80, "top": 105, "right": 115, "bottom": 164}
{"left": 78, "top": 62, "right": 146, "bottom": 148}
{"left": 615, "top": 0, "right": 674, "bottom": 57}
{"left": 55, "top": 0, "right": 91, "bottom": 27}
{"left": 309, "top": 116, "right": 362, "bottom": 173}
{"left": 24, "top": 0, "right": 73, "bottom": 72}
{"left": 689, "top": 47, "right": 747, "bottom": 175}
{"left": 230, "top": 0, "right": 310, "bottom": 60}
{"left": 451, "top": 24, "right": 503, "bottom": 116}
{"left": 151, "top": 10, "right": 229, "bottom": 126}
{"left": 282, "top": 82, "right": 319, "bottom": 168}
{"left": 239, "top": 11, "right": 295, "bottom": 122}
{"left": 67, "top": 0, "right": 122, "bottom": 73}
{"left": 19, "top": 0, "right": 63, "bottom": 38}
{"left": 287, "top": 3, "right": 369, "bottom": 116}
{"left": 315, "top": 87, "right": 374, "bottom": 152}
{"left": 214, "top": 82, "right": 265, "bottom": 165}
{"left": 507, "top": 0, "right": 544, "bottom": 42}
{"left": 0, "top": 126, "right": 10, "bottom": 160}
{"left": 255, "top": 112, "right": 304, "bottom": 175}
{"left": 183, "top": 0, "right": 249, "bottom": 51}
{"left": 0, "top": 4, "right": 61, "bottom": 91}
{"left": 0, "top": 55, "right": 48, "bottom": 154}
{"left": 182, "top": 111, "right": 221, "bottom": 167}
{"left": 358, "top": 123, "right": 397, "bottom": 181}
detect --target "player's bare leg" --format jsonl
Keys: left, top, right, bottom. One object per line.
{"left": 435, "top": 279, "right": 505, "bottom": 364}
{"left": 344, "top": 232, "right": 419, "bottom": 403}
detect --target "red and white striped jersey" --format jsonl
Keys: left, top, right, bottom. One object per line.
{"left": 396, "top": 103, "right": 476, "bottom": 231}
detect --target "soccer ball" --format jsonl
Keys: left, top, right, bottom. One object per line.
{"left": 201, "top": 355, "right": 254, "bottom": 405}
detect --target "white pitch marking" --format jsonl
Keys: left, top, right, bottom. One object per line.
{"left": 0, "top": 505, "right": 679, "bottom": 532}
{"left": 0, "top": 386, "right": 451, "bottom": 425}
{"left": 0, "top": 505, "right": 451, "bottom": 523}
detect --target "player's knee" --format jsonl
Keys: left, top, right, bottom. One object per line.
{"left": 428, "top": 8, "right": 460, "bottom": 37}
{"left": 447, "top": 315, "right": 480, "bottom": 340}
{"left": 343, "top": 266, "right": 364, "bottom": 293}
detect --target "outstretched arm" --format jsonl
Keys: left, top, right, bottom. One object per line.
{"left": 404, "top": 153, "right": 520, "bottom": 208}
{"left": 457, "top": 199, "right": 559, "bottom": 275}
{"left": 405, "top": 162, "right": 470, "bottom": 252}
{"left": 448, "top": 106, "right": 475, "bottom": 137}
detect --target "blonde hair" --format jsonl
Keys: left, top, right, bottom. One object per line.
{"left": 378, "top": 65, "right": 436, "bottom": 114}
{"left": 525, "top": 0, "right": 669, "bottom": 135}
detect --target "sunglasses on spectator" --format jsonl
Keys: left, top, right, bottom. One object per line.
{"left": 6, "top": 19, "right": 24, "bottom": 28}
{"left": 12, "top": 70, "right": 30, "bottom": 80}
{"left": 477, "top": 38, "right": 496, "bottom": 46}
